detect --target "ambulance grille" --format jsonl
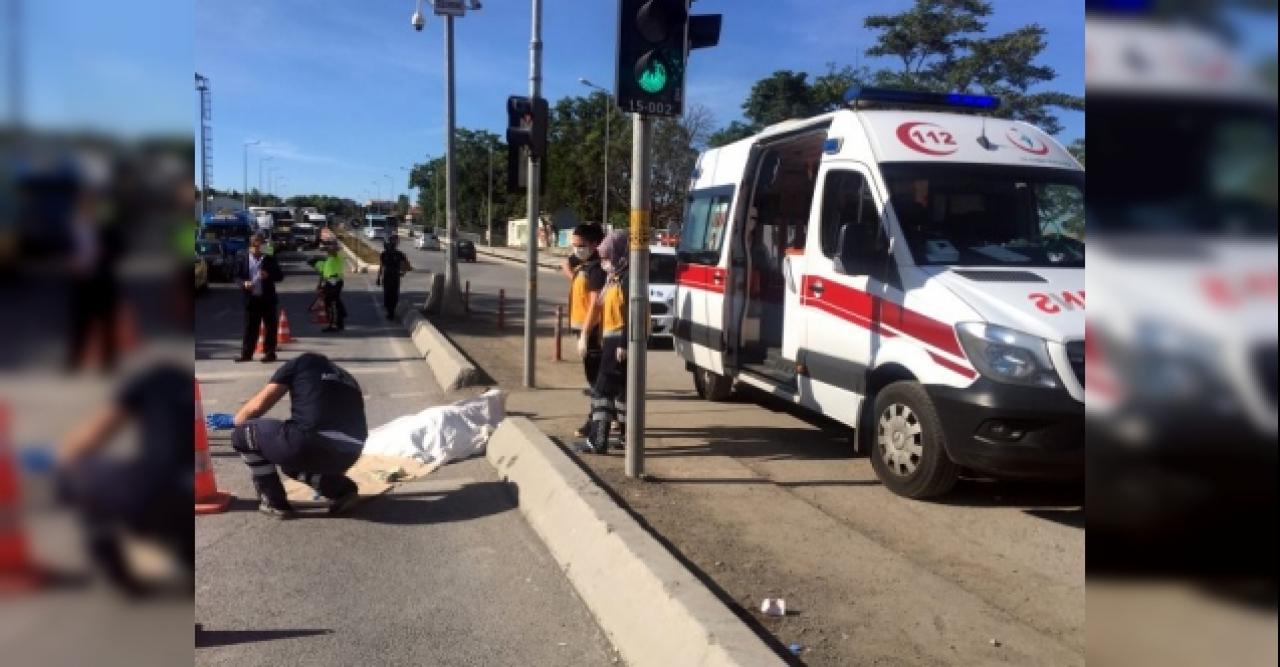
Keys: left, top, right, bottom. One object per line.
{"left": 1066, "top": 340, "right": 1085, "bottom": 389}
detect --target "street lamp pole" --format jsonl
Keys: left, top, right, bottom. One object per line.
{"left": 242, "top": 139, "right": 259, "bottom": 211}
{"left": 579, "top": 78, "right": 610, "bottom": 226}
{"left": 258, "top": 155, "right": 273, "bottom": 205}
{"left": 486, "top": 143, "right": 493, "bottom": 247}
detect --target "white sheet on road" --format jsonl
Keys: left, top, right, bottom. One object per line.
{"left": 363, "top": 389, "right": 507, "bottom": 465}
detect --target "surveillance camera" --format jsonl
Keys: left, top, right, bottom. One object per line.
{"left": 411, "top": 10, "right": 425, "bottom": 31}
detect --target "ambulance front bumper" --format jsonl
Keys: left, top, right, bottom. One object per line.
{"left": 927, "top": 379, "right": 1084, "bottom": 479}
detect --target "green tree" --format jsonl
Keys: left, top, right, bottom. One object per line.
{"left": 864, "top": 0, "right": 1082, "bottom": 134}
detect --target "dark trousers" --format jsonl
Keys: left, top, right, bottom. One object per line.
{"left": 588, "top": 336, "right": 628, "bottom": 450}
{"left": 241, "top": 296, "right": 278, "bottom": 358}
{"left": 323, "top": 280, "right": 347, "bottom": 328}
{"left": 67, "top": 277, "right": 119, "bottom": 371}
{"left": 382, "top": 276, "right": 401, "bottom": 317}
{"left": 232, "top": 418, "right": 362, "bottom": 509}
{"left": 580, "top": 329, "right": 602, "bottom": 385}
{"left": 57, "top": 459, "right": 192, "bottom": 593}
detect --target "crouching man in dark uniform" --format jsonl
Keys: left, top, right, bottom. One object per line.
{"left": 232, "top": 352, "right": 367, "bottom": 518}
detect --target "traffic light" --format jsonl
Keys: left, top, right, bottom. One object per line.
{"left": 506, "top": 95, "right": 548, "bottom": 193}
{"left": 506, "top": 95, "right": 548, "bottom": 159}
{"left": 615, "top": 0, "right": 720, "bottom": 117}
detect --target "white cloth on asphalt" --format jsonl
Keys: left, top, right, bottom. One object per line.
{"left": 362, "top": 389, "right": 507, "bottom": 465}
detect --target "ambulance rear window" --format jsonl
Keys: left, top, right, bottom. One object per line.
{"left": 678, "top": 186, "right": 734, "bottom": 264}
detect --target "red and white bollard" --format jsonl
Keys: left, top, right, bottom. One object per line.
{"left": 554, "top": 305, "right": 563, "bottom": 362}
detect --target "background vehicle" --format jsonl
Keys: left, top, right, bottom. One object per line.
{"left": 198, "top": 211, "right": 254, "bottom": 256}
{"left": 195, "top": 239, "right": 233, "bottom": 281}
{"left": 648, "top": 245, "right": 677, "bottom": 338}
{"left": 194, "top": 254, "right": 209, "bottom": 293}
{"left": 292, "top": 221, "right": 319, "bottom": 249}
{"left": 455, "top": 239, "right": 477, "bottom": 262}
{"left": 415, "top": 232, "right": 440, "bottom": 251}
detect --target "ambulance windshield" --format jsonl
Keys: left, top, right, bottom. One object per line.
{"left": 882, "top": 163, "right": 1085, "bottom": 268}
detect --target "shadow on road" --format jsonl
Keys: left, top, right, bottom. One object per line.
{"left": 646, "top": 424, "right": 853, "bottom": 462}
{"left": 195, "top": 626, "right": 334, "bottom": 649}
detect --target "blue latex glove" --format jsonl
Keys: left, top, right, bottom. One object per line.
{"left": 205, "top": 413, "right": 236, "bottom": 430}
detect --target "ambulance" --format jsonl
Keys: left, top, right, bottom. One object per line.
{"left": 674, "top": 87, "right": 1085, "bottom": 498}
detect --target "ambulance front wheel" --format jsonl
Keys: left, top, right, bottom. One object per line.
{"left": 867, "top": 381, "right": 959, "bottom": 499}
{"left": 693, "top": 367, "right": 734, "bottom": 402}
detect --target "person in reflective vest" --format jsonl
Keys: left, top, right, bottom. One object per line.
{"left": 567, "top": 223, "right": 606, "bottom": 437}
{"left": 315, "top": 241, "right": 347, "bottom": 332}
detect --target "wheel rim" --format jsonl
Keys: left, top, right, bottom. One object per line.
{"left": 877, "top": 402, "right": 923, "bottom": 477}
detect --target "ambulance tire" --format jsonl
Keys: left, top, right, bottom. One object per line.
{"left": 692, "top": 368, "right": 734, "bottom": 402}
{"left": 867, "top": 381, "right": 958, "bottom": 499}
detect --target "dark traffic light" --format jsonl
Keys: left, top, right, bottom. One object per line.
{"left": 506, "top": 95, "right": 548, "bottom": 193}
{"left": 615, "top": 0, "right": 720, "bottom": 117}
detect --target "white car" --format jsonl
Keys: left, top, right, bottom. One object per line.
{"left": 648, "top": 245, "right": 677, "bottom": 338}
{"left": 415, "top": 233, "right": 441, "bottom": 251}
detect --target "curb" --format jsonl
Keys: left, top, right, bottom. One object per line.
{"left": 398, "top": 306, "right": 482, "bottom": 391}
{"left": 475, "top": 246, "right": 563, "bottom": 272}
{"left": 486, "top": 418, "right": 785, "bottom": 667}
{"left": 337, "top": 237, "right": 379, "bottom": 274}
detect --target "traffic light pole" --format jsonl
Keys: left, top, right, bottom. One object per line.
{"left": 441, "top": 14, "right": 464, "bottom": 315}
{"left": 522, "top": 0, "right": 543, "bottom": 388}
{"left": 625, "top": 113, "right": 652, "bottom": 479}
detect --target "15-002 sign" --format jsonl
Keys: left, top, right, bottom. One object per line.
{"left": 624, "top": 99, "right": 677, "bottom": 116}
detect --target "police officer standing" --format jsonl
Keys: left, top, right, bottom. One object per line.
{"left": 315, "top": 241, "right": 347, "bottom": 332}
{"left": 376, "top": 236, "right": 411, "bottom": 320}
{"left": 231, "top": 352, "right": 367, "bottom": 518}
{"left": 236, "top": 233, "right": 284, "bottom": 363}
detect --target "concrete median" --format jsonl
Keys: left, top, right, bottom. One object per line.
{"left": 399, "top": 307, "right": 482, "bottom": 391}
{"left": 486, "top": 418, "right": 785, "bottom": 667}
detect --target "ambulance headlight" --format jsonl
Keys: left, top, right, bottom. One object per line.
{"left": 956, "top": 323, "right": 1059, "bottom": 389}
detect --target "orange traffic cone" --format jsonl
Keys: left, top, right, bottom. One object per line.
{"left": 277, "top": 310, "right": 294, "bottom": 345}
{"left": 0, "top": 404, "right": 45, "bottom": 591}
{"left": 254, "top": 323, "right": 267, "bottom": 355}
{"left": 194, "top": 381, "right": 232, "bottom": 515}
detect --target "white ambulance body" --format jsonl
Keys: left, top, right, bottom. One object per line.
{"left": 674, "top": 89, "right": 1085, "bottom": 498}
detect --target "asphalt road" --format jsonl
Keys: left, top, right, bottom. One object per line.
{"left": 193, "top": 250, "right": 618, "bottom": 666}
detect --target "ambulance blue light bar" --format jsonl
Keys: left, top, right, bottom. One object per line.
{"left": 843, "top": 86, "right": 1000, "bottom": 111}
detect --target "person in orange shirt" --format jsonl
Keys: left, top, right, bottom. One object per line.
{"left": 564, "top": 223, "right": 606, "bottom": 436}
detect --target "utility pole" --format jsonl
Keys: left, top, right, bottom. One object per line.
{"left": 439, "top": 13, "right": 464, "bottom": 314}
{"left": 487, "top": 144, "right": 494, "bottom": 247}
{"left": 625, "top": 115, "right": 652, "bottom": 478}
{"left": 523, "top": 0, "right": 543, "bottom": 388}
{"left": 195, "top": 73, "right": 212, "bottom": 219}
{"left": 9, "top": 0, "right": 23, "bottom": 131}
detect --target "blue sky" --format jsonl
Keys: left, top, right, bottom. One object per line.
{"left": 185, "top": 0, "right": 1089, "bottom": 201}
{"left": 6, "top": 0, "right": 1090, "bottom": 200}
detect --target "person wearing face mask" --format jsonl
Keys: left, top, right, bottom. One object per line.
{"left": 578, "top": 230, "right": 648, "bottom": 454}
{"left": 566, "top": 223, "right": 607, "bottom": 436}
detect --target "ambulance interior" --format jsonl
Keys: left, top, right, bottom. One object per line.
{"left": 733, "top": 128, "right": 827, "bottom": 382}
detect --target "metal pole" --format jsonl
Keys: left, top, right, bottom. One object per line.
{"left": 523, "top": 0, "right": 542, "bottom": 388}
{"left": 602, "top": 96, "right": 610, "bottom": 226}
{"left": 625, "top": 114, "right": 653, "bottom": 479}
{"left": 441, "top": 14, "right": 463, "bottom": 314}
{"left": 10, "top": 0, "right": 22, "bottom": 131}
{"left": 487, "top": 145, "right": 493, "bottom": 247}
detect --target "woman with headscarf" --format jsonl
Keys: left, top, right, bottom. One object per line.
{"left": 579, "top": 230, "right": 648, "bottom": 454}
